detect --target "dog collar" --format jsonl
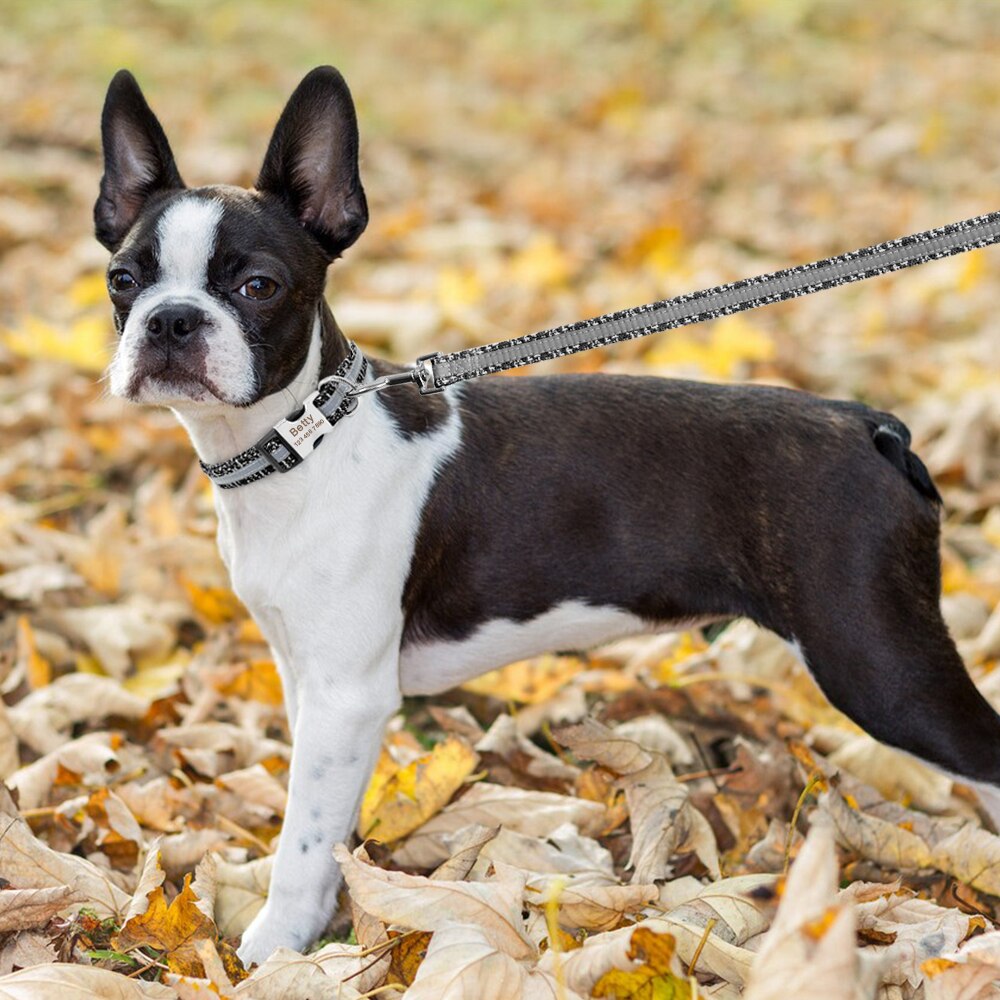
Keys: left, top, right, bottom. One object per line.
{"left": 200, "top": 343, "right": 369, "bottom": 489}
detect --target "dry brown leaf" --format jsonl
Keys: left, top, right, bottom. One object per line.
{"left": 0, "top": 783, "right": 130, "bottom": 919}
{"left": 431, "top": 823, "right": 500, "bottom": 880}
{"left": 8, "top": 732, "right": 122, "bottom": 810}
{"left": 216, "top": 764, "right": 287, "bottom": 816}
{"left": 0, "top": 964, "right": 176, "bottom": 998}
{"left": 0, "top": 704, "right": 17, "bottom": 781}
{"left": 53, "top": 600, "right": 177, "bottom": 679}
{"left": 847, "top": 884, "right": 984, "bottom": 989}
{"left": 0, "top": 885, "right": 74, "bottom": 933}
{"left": 828, "top": 734, "right": 954, "bottom": 813}
{"left": 8, "top": 673, "right": 148, "bottom": 756}
{"left": 819, "top": 772, "right": 1000, "bottom": 896}
{"left": 336, "top": 842, "right": 536, "bottom": 961}
{"left": 460, "top": 654, "right": 586, "bottom": 705}
{"left": 208, "top": 854, "right": 273, "bottom": 938}
{"left": 923, "top": 929, "right": 1000, "bottom": 1000}
{"left": 233, "top": 942, "right": 384, "bottom": 999}
{"left": 625, "top": 755, "right": 721, "bottom": 881}
{"left": 0, "top": 930, "right": 58, "bottom": 976}
{"left": 392, "top": 782, "right": 604, "bottom": 868}
{"left": 556, "top": 717, "right": 656, "bottom": 774}
{"left": 536, "top": 880, "right": 658, "bottom": 932}
{"left": 480, "top": 824, "right": 616, "bottom": 882}
{"left": 743, "top": 822, "right": 861, "bottom": 1000}
{"left": 14, "top": 616, "right": 50, "bottom": 690}
{"left": 213, "top": 660, "right": 284, "bottom": 706}
{"left": 558, "top": 717, "right": 719, "bottom": 880}
{"left": 475, "top": 714, "right": 579, "bottom": 785}
{"left": 611, "top": 715, "right": 695, "bottom": 767}
{"left": 403, "top": 924, "right": 581, "bottom": 1000}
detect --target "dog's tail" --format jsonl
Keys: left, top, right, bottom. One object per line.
{"left": 870, "top": 417, "right": 942, "bottom": 504}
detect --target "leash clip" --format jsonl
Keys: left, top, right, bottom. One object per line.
{"left": 414, "top": 352, "right": 444, "bottom": 394}
{"left": 348, "top": 369, "right": 420, "bottom": 396}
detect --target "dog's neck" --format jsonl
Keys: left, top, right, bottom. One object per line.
{"left": 172, "top": 301, "right": 352, "bottom": 466}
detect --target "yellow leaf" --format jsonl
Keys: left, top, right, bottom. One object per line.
{"left": 123, "top": 657, "right": 189, "bottom": 699}
{"left": 386, "top": 929, "right": 433, "bottom": 987}
{"left": 16, "top": 615, "right": 51, "bottom": 689}
{"left": 359, "top": 736, "right": 479, "bottom": 843}
{"left": 69, "top": 272, "right": 112, "bottom": 308}
{"left": 593, "top": 927, "right": 691, "bottom": 999}
{"left": 113, "top": 873, "right": 216, "bottom": 977}
{"left": 215, "top": 660, "right": 285, "bottom": 706}
{"left": 437, "top": 265, "right": 484, "bottom": 315}
{"left": 958, "top": 248, "right": 987, "bottom": 293}
{"left": 183, "top": 577, "right": 246, "bottom": 624}
{"left": 645, "top": 315, "right": 775, "bottom": 379}
{"left": 3, "top": 315, "right": 111, "bottom": 373}
{"left": 238, "top": 618, "right": 266, "bottom": 644}
{"left": 509, "top": 235, "right": 574, "bottom": 288}
{"left": 918, "top": 109, "right": 947, "bottom": 157}
{"left": 621, "top": 223, "right": 685, "bottom": 276}
{"left": 461, "top": 654, "right": 585, "bottom": 704}
{"left": 653, "top": 632, "right": 709, "bottom": 684}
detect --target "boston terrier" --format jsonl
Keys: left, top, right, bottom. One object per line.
{"left": 94, "top": 66, "right": 1000, "bottom": 964}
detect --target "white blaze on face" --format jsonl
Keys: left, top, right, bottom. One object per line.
{"left": 108, "top": 195, "right": 257, "bottom": 406}
{"left": 157, "top": 197, "right": 223, "bottom": 289}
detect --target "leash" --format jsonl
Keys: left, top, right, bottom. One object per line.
{"left": 399, "top": 209, "right": 1000, "bottom": 393}
{"left": 202, "top": 209, "right": 1000, "bottom": 488}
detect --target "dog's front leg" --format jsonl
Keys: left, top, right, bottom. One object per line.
{"left": 237, "top": 648, "right": 401, "bottom": 965}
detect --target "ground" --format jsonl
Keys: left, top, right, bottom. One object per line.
{"left": 2, "top": 2, "right": 1000, "bottom": 997}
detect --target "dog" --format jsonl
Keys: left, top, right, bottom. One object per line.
{"left": 94, "top": 66, "right": 1000, "bottom": 964}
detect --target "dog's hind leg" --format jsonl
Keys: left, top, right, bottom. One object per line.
{"left": 787, "top": 569, "right": 1000, "bottom": 822}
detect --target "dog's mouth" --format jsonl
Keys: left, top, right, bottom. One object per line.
{"left": 124, "top": 353, "right": 228, "bottom": 405}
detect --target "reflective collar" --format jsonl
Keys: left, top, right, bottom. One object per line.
{"left": 200, "top": 343, "right": 368, "bottom": 489}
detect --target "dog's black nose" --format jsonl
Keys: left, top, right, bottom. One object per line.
{"left": 146, "top": 304, "right": 205, "bottom": 341}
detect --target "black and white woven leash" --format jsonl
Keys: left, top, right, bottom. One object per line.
{"left": 410, "top": 209, "right": 1000, "bottom": 392}
{"left": 202, "top": 209, "right": 1000, "bottom": 488}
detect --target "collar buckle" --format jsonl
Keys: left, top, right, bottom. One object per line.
{"left": 254, "top": 429, "right": 303, "bottom": 473}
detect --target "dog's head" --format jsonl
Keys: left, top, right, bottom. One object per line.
{"left": 95, "top": 67, "right": 367, "bottom": 408}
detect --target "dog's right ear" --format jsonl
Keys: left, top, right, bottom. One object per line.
{"left": 94, "top": 70, "right": 185, "bottom": 251}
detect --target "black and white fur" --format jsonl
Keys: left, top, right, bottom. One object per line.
{"left": 95, "top": 67, "right": 1000, "bottom": 964}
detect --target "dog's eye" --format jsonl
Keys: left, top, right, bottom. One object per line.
{"left": 109, "top": 270, "right": 139, "bottom": 293}
{"left": 238, "top": 277, "right": 279, "bottom": 301}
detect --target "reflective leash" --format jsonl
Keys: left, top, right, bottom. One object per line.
{"left": 382, "top": 209, "right": 1000, "bottom": 393}
{"left": 202, "top": 209, "right": 1000, "bottom": 488}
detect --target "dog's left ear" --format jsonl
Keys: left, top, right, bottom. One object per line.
{"left": 256, "top": 66, "right": 369, "bottom": 259}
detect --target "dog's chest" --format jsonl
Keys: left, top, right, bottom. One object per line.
{"left": 212, "top": 395, "right": 463, "bottom": 664}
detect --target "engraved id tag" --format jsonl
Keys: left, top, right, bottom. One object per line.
{"left": 273, "top": 395, "right": 333, "bottom": 458}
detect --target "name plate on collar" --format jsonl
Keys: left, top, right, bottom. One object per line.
{"left": 273, "top": 395, "right": 333, "bottom": 458}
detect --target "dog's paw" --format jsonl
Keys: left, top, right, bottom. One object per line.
{"left": 237, "top": 906, "right": 306, "bottom": 967}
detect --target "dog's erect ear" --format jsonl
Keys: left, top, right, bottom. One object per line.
{"left": 256, "top": 66, "right": 368, "bottom": 259}
{"left": 94, "top": 70, "right": 185, "bottom": 251}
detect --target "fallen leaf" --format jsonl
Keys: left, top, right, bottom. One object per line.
{"left": 358, "top": 735, "right": 479, "bottom": 843}
{"left": 392, "top": 782, "right": 605, "bottom": 868}
{"left": 403, "top": 924, "right": 581, "bottom": 1000}
{"left": 113, "top": 852, "right": 216, "bottom": 977}
{"left": 336, "top": 843, "right": 536, "bottom": 961}
{"left": 0, "top": 963, "right": 175, "bottom": 998}
{"left": 0, "top": 783, "right": 130, "bottom": 919}
{"left": 743, "top": 822, "right": 860, "bottom": 1000}
{"left": 0, "top": 885, "right": 74, "bottom": 933}
{"left": 592, "top": 926, "right": 691, "bottom": 999}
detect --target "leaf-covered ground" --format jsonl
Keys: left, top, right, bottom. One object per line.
{"left": 3, "top": 1, "right": 1000, "bottom": 997}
